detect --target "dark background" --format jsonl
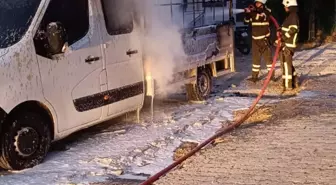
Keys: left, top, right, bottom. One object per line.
{"left": 236, "top": 0, "right": 336, "bottom": 43}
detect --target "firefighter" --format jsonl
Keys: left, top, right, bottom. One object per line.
{"left": 244, "top": 0, "right": 275, "bottom": 83}
{"left": 276, "top": 0, "right": 299, "bottom": 91}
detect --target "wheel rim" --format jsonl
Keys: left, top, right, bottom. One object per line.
{"left": 14, "top": 127, "right": 39, "bottom": 157}
{"left": 197, "top": 73, "right": 209, "bottom": 96}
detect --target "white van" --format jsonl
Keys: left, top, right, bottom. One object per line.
{"left": 0, "top": 0, "right": 145, "bottom": 170}
{"left": 0, "top": 0, "right": 235, "bottom": 170}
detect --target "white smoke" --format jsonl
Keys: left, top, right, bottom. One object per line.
{"left": 133, "top": 0, "right": 186, "bottom": 95}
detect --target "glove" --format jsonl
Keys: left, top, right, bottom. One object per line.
{"left": 274, "top": 39, "right": 283, "bottom": 47}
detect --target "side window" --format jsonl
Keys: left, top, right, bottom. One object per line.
{"left": 101, "top": 0, "right": 133, "bottom": 35}
{"left": 33, "top": 0, "right": 89, "bottom": 58}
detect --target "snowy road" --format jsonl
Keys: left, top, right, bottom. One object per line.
{"left": 1, "top": 43, "right": 336, "bottom": 185}
{"left": 155, "top": 75, "right": 336, "bottom": 185}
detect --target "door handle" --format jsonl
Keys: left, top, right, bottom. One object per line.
{"left": 85, "top": 56, "right": 100, "bottom": 63}
{"left": 126, "top": 49, "right": 138, "bottom": 56}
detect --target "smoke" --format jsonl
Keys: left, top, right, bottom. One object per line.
{"left": 132, "top": 0, "right": 186, "bottom": 95}
{"left": 113, "top": 1, "right": 245, "bottom": 96}
{"left": 131, "top": 2, "right": 244, "bottom": 96}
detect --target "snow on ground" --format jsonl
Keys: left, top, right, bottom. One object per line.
{"left": 1, "top": 44, "right": 336, "bottom": 185}
{"left": 0, "top": 96, "right": 254, "bottom": 185}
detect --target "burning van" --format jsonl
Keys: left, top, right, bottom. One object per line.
{"left": 0, "top": 0, "right": 235, "bottom": 170}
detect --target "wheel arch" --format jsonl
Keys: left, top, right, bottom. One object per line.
{"left": 0, "top": 107, "right": 8, "bottom": 136}
{"left": 7, "top": 101, "right": 55, "bottom": 140}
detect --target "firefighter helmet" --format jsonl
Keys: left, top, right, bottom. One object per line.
{"left": 282, "top": 0, "right": 297, "bottom": 7}
{"left": 255, "top": 0, "right": 267, "bottom": 4}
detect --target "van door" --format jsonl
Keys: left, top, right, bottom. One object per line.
{"left": 97, "top": 0, "right": 145, "bottom": 117}
{"left": 34, "top": 0, "right": 106, "bottom": 132}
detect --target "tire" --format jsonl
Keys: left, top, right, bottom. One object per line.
{"left": 0, "top": 111, "right": 51, "bottom": 170}
{"left": 186, "top": 69, "right": 213, "bottom": 101}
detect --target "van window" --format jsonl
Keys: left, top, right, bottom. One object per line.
{"left": 34, "top": 0, "right": 89, "bottom": 58}
{"left": 101, "top": 0, "right": 133, "bottom": 35}
{"left": 0, "top": 0, "right": 41, "bottom": 48}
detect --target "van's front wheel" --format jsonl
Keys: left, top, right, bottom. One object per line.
{"left": 0, "top": 111, "right": 51, "bottom": 170}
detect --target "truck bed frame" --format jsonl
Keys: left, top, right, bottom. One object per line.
{"left": 146, "top": 0, "right": 236, "bottom": 100}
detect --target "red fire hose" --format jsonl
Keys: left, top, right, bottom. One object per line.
{"left": 139, "top": 15, "right": 282, "bottom": 185}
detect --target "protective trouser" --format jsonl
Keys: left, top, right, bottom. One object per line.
{"left": 279, "top": 47, "right": 297, "bottom": 90}
{"left": 251, "top": 38, "right": 274, "bottom": 79}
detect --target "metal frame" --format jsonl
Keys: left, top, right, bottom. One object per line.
{"left": 154, "top": 0, "right": 233, "bottom": 29}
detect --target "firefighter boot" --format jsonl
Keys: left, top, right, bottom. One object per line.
{"left": 293, "top": 75, "right": 299, "bottom": 89}
{"left": 282, "top": 80, "right": 294, "bottom": 92}
{"left": 247, "top": 73, "right": 258, "bottom": 83}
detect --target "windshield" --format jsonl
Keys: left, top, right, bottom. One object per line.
{"left": 0, "top": 0, "right": 41, "bottom": 49}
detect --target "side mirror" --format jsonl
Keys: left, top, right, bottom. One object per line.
{"left": 46, "top": 22, "right": 67, "bottom": 55}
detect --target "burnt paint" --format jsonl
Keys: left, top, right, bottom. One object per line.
{"left": 73, "top": 81, "right": 144, "bottom": 112}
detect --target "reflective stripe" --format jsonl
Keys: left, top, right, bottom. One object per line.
{"left": 282, "top": 25, "right": 298, "bottom": 32}
{"left": 253, "top": 64, "right": 261, "bottom": 68}
{"left": 255, "top": 13, "right": 267, "bottom": 21}
{"left": 244, "top": 18, "right": 251, "bottom": 23}
{"left": 293, "top": 33, "right": 298, "bottom": 45}
{"left": 252, "top": 33, "right": 270, "bottom": 40}
{"left": 285, "top": 33, "right": 298, "bottom": 48}
{"left": 285, "top": 43, "right": 296, "bottom": 47}
{"left": 289, "top": 25, "right": 298, "bottom": 29}
{"left": 267, "top": 64, "right": 272, "bottom": 71}
{"left": 282, "top": 75, "right": 292, "bottom": 79}
{"left": 252, "top": 68, "right": 260, "bottom": 72}
{"left": 285, "top": 32, "right": 291, "bottom": 38}
{"left": 252, "top": 22, "right": 269, "bottom": 26}
{"left": 282, "top": 27, "right": 289, "bottom": 31}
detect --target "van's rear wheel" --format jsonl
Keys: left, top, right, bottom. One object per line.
{"left": 186, "top": 69, "right": 213, "bottom": 101}
{"left": 0, "top": 111, "right": 51, "bottom": 170}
